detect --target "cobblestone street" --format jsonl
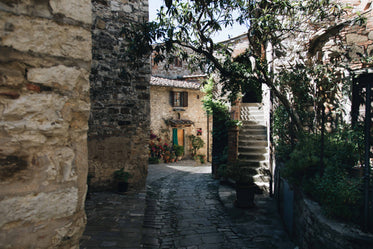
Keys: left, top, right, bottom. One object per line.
{"left": 80, "top": 161, "right": 295, "bottom": 249}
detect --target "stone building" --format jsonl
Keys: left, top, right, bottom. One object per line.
{"left": 150, "top": 76, "right": 212, "bottom": 160}
{"left": 88, "top": 0, "right": 150, "bottom": 191}
{"left": 0, "top": 0, "right": 91, "bottom": 248}
{"left": 150, "top": 47, "right": 211, "bottom": 160}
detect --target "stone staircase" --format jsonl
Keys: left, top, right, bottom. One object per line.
{"left": 239, "top": 103, "right": 270, "bottom": 192}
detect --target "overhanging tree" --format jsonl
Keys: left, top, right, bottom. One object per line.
{"left": 123, "top": 0, "right": 365, "bottom": 137}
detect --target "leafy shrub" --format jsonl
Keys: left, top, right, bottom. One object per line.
{"left": 189, "top": 135, "right": 205, "bottom": 156}
{"left": 113, "top": 168, "right": 132, "bottom": 182}
{"left": 173, "top": 145, "right": 184, "bottom": 157}
{"left": 282, "top": 125, "right": 364, "bottom": 223}
{"left": 309, "top": 166, "right": 363, "bottom": 222}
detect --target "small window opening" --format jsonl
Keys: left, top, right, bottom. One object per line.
{"left": 365, "top": 2, "right": 371, "bottom": 11}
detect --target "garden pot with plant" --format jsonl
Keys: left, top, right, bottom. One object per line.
{"left": 189, "top": 135, "right": 205, "bottom": 160}
{"left": 225, "top": 161, "right": 258, "bottom": 208}
{"left": 173, "top": 145, "right": 184, "bottom": 161}
{"left": 113, "top": 168, "right": 132, "bottom": 193}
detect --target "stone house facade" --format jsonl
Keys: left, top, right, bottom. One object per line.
{"left": 150, "top": 76, "right": 212, "bottom": 160}
{"left": 150, "top": 49, "right": 211, "bottom": 160}
{"left": 88, "top": 0, "right": 150, "bottom": 191}
{"left": 0, "top": 0, "right": 91, "bottom": 248}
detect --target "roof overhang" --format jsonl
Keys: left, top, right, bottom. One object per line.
{"left": 168, "top": 119, "right": 194, "bottom": 127}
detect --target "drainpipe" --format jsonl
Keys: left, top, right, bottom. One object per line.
{"left": 364, "top": 83, "right": 371, "bottom": 232}
{"left": 207, "top": 113, "right": 210, "bottom": 162}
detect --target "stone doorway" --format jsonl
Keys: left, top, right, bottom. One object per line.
{"left": 242, "top": 83, "right": 262, "bottom": 103}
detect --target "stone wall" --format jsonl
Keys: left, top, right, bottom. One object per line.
{"left": 150, "top": 85, "right": 212, "bottom": 159}
{"left": 293, "top": 190, "right": 373, "bottom": 249}
{"left": 89, "top": 0, "right": 150, "bottom": 191}
{"left": 0, "top": 0, "right": 91, "bottom": 248}
{"left": 152, "top": 47, "right": 205, "bottom": 79}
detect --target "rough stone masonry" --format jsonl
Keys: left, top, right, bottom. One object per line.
{"left": 88, "top": 0, "right": 150, "bottom": 191}
{"left": 0, "top": 0, "right": 91, "bottom": 248}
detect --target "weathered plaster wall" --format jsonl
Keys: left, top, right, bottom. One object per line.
{"left": 89, "top": 0, "right": 150, "bottom": 191}
{"left": 0, "top": 0, "right": 91, "bottom": 248}
{"left": 150, "top": 85, "right": 211, "bottom": 159}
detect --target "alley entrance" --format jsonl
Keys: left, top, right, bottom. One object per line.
{"left": 81, "top": 161, "right": 295, "bottom": 249}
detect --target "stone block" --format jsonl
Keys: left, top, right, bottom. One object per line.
{"left": 50, "top": 0, "right": 92, "bottom": 24}
{"left": 0, "top": 187, "right": 78, "bottom": 227}
{"left": 0, "top": 62, "right": 25, "bottom": 87}
{"left": 346, "top": 33, "right": 368, "bottom": 45}
{"left": 0, "top": 11, "right": 91, "bottom": 61}
{"left": 27, "top": 65, "right": 89, "bottom": 92}
{"left": 0, "top": 0, "right": 52, "bottom": 19}
{"left": 1, "top": 93, "right": 68, "bottom": 134}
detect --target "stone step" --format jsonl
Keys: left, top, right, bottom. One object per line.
{"left": 240, "top": 127, "right": 267, "bottom": 135}
{"left": 240, "top": 120, "right": 267, "bottom": 125}
{"left": 239, "top": 134, "right": 267, "bottom": 141}
{"left": 255, "top": 181, "right": 270, "bottom": 193}
{"left": 240, "top": 111, "right": 264, "bottom": 117}
{"left": 240, "top": 115, "right": 265, "bottom": 122}
{"left": 240, "top": 124, "right": 267, "bottom": 130}
{"left": 253, "top": 174, "right": 271, "bottom": 184}
{"left": 239, "top": 140, "right": 268, "bottom": 147}
{"left": 236, "top": 159, "right": 269, "bottom": 169}
{"left": 240, "top": 130, "right": 267, "bottom": 136}
{"left": 241, "top": 102, "right": 262, "bottom": 107}
{"left": 238, "top": 152, "right": 269, "bottom": 161}
{"left": 238, "top": 146, "right": 268, "bottom": 154}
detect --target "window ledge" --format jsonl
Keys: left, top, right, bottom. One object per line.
{"left": 173, "top": 108, "right": 186, "bottom": 112}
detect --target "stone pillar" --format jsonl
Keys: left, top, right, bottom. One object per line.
{"left": 88, "top": 0, "right": 150, "bottom": 191}
{"left": 227, "top": 126, "right": 240, "bottom": 163}
{"left": 0, "top": 1, "right": 91, "bottom": 248}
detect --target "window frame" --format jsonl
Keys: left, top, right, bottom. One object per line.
{"left": 170, "top": 91, "right": 188, "bottom": 107}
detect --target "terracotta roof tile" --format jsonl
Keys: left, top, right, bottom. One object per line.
{"left": 150, "top": 76, "right": 201, "bottom": 90}
{"left": 168, "top": 119, "right": 194, "bottom": 127}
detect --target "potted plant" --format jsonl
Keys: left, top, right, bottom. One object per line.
{"left": 113, "top": 168, "right": 132, "bottom": 193}
{"left": 173, "top": 145, "right": 184, "bottom": 161}
{"left": 225, "top": 162, "right": 258, "bottom": 208}
{"left": 163, "top": 151, "right": 171, "bottom": 163}
{"left": 197, "top": 154, "right": 206, "bottom": 164}
{"left": 170, "top": 152, "right": 176, "bottom": 163}
{"left": 189, "top": 135, "right": 205, "bottom": 156}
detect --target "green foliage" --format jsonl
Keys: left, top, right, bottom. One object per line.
{"left": 189, "top": 135, "right": 205, "bottom": 156}
{"left": 217, "top": 163, "right": 228, "bottom": 178}
{"left": 283, "top": 127, "right": 363, "bottom": 186}
{"left": 195, "top": 154, "right": 206, "bottom": 164}
{"left": 173, "top": 145, "right": 184, "bottom": 157}
{"left": 113, "top": 168, "right": 132, "bottom": 182}
{"left": 309, "top": 166, "right": 363, "bottom": 222}
{"left": 201, "top": 77, "right": 230, "bottom": 166}
{"left": 282, "top": 126, "right": 365, "bottom": 222}
{"left": 272, "top": 105, "right": 294, "bottom": 162}
{"left": 149, "top": 157, "right": 161, "bottom": 164}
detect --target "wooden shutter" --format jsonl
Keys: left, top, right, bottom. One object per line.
{"left": 182, "top": 92, "right": 188, "bottom": 107}
{"left": 170, "top": 91, "right": 175, "bottom": 107}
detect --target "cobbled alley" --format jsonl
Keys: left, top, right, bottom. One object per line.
{"left": 80, "top": 161, "right": 295, "bottom": 249}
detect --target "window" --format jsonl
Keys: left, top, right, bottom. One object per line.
{"left": 174, "top": 57, "right": 182, "bottom": 67}
{"left": 170, "top": 91, "right": 188, "bottom": 107}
